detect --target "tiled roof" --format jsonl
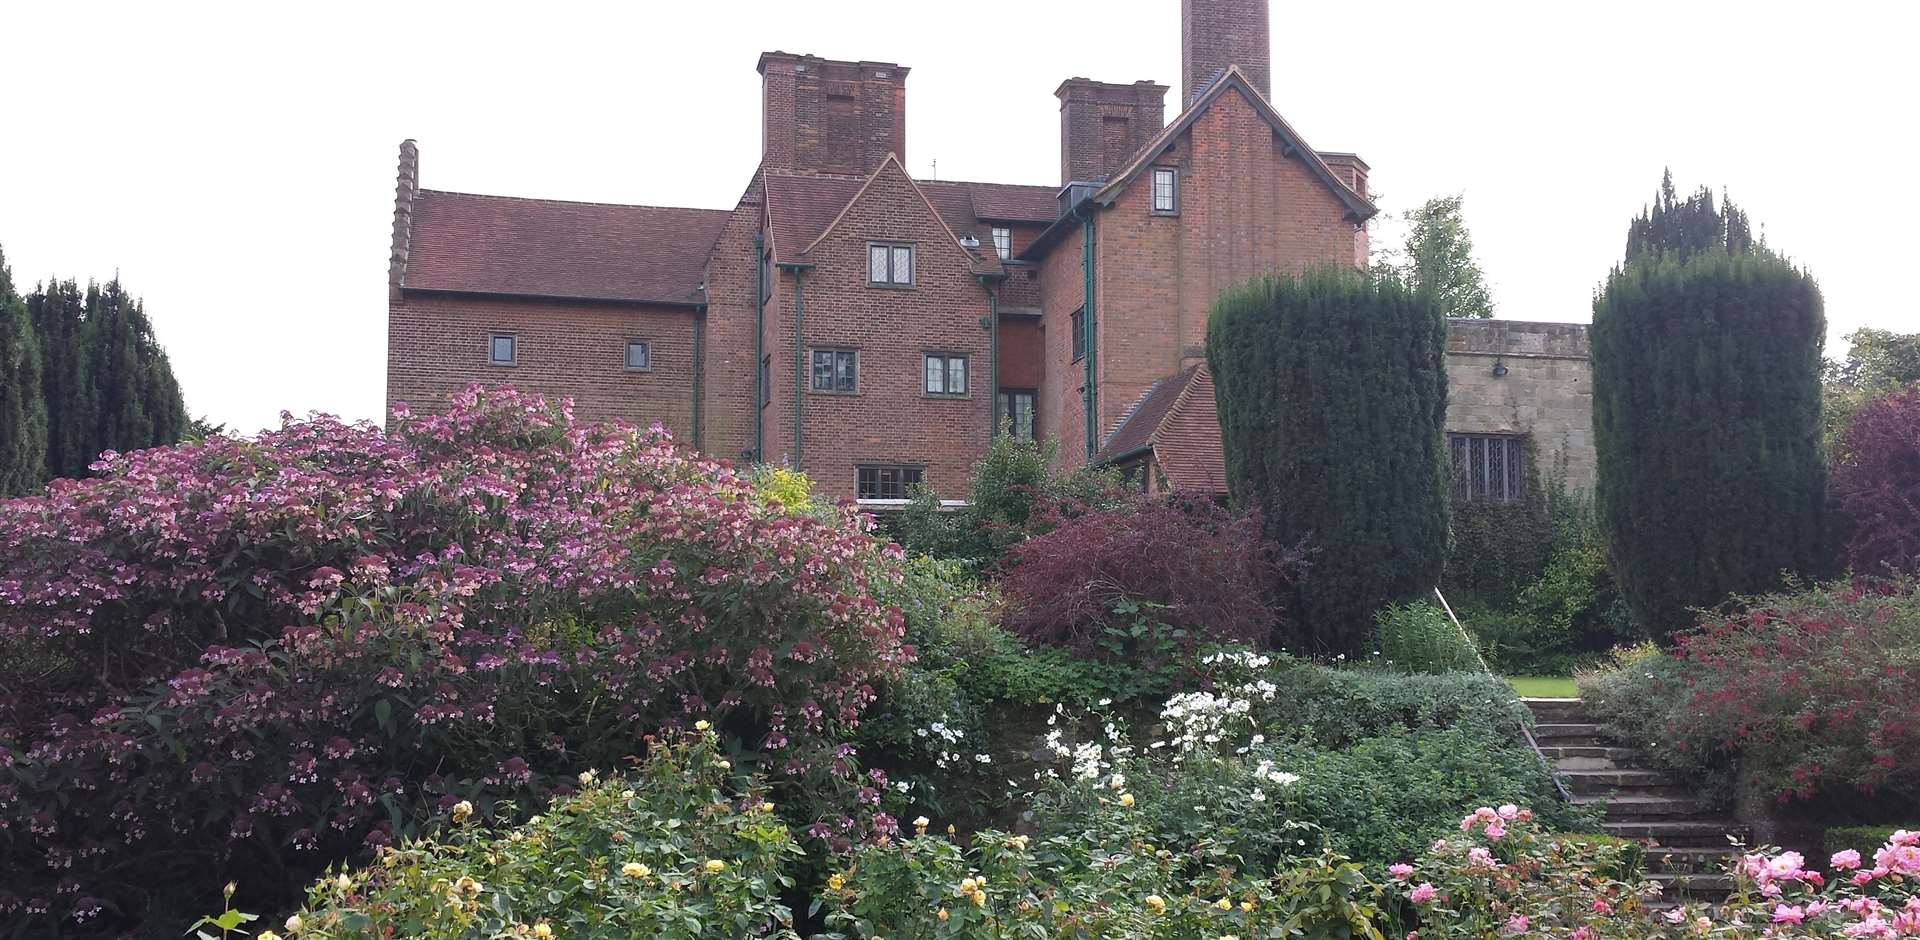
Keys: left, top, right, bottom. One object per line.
{"left": 405, "top": 190, "right": 728, "bottom": 304}
{"left": 1099, "top": 364, "right": 1228, "bottom": 495}
{"left": 764, "top": 169, "right": 1053, "bottom": 268}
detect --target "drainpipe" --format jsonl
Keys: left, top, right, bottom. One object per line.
{"left": 1081, "top": 211, "right": 1098, "bottom": 461}
{"left": 978, "top": 273, "right": 999, "bottom": 438}
{"left": 752, "top": 232, "right": 765, "bottom": 461}
{"left": 777, "top": 262, "right": 814, "bottom": 468}
{"left": 691, "top": 304, "right": 705, "bottom": 449}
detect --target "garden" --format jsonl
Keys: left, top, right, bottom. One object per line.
{"left": 3, "top": 182, "right": 1919, "bottom": 939}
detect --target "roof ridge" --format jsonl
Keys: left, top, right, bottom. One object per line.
{"left": 417, "top": 188, "right": 729, "bottom": 214}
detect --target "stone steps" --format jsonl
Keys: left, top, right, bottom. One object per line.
{"left": 1558, "top": 768, "right": 1690, "bottom": 798}
{"left": 1522, "top": 697, "right": 1741, "bottom": 900}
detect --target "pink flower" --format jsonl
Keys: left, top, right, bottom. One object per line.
{"left": 1483, "top": 819, "right": 1506, "bottom": 841}
{"left": 1388, "top": 863, "right": 1415, "bottom": 881}
{"left": 1497, "top": 804, "right": 1519, "bottom": 820}
{"left": 1409, "top": 883, "right": 1436, "bottom": 904}
{"left": 1503, "top": 914, "right": 1529, "bottom": 935}
{"left": 1832, "top": 849, "right": 1863, "bottom": 871}
{"left": 1591, "top": 898, "right": 1612, "bottom": 914}
{"left": 1771, "top": 904, "right": 1806, "bottom": 924}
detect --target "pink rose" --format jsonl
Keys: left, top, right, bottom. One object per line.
{"left": 1389, "top": 863, "right": 1415, "bottom": 881}
{"left": 1410, "top": 882, "right": 1437, "bottom": 904}
{"left": 1832, "top": 849, "right": 1863, "bottom": 871}
{"left": 1504, "top": 914, "right": 1528, "bottom": 935}
{"left": 1771, "top": 904, "right": 1805, "bottom": 925}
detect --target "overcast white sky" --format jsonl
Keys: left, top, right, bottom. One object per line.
{"left": 3, "top": 0, "right": 1914, "bottom": 433}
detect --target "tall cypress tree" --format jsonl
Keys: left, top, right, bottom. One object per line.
{"left": 1593, "top": 176, "right": 1828, "bottom": 641}
{"left": 0, "top": 247, "right": 49, "bottom": 496}
{"left": 1208, "top": 266, "right": 1450, "bottom": 653}
{"left": 27, "top": 275, "right": 186, "bottom": 480}
{"left": 29, "top": 278, "right": 93, "bottom": 480}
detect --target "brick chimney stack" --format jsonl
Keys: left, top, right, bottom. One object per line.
{"left": 388, "top": 139, "right": 418, "bottom": 301}
{"left": 1181, "top": 0, "right": 1270, "bottom": 104}
{"left": 758, "top": 52, "right": 909, "bottom": 175}
{"left": 1056, "top": 78, "right": 1168, "bottom": 186}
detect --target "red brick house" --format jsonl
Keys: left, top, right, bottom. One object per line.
{"left": 387, "top": 0, "right": 1592, "bottom": 505}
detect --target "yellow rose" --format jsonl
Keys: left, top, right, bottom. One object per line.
{"left": 827, "top": 873, "right": 846, "bottom": 891}
{"left": 1144, "top": 895, "right": 1166, "bottom": 914}
{"left": 1215, "top": 897, "right": 1232, "bottom": 910}
{"left": 257, "top": 933, "right": 280, "bottom": 940}
{"left": 1119, "top": 793, "right": 1135, "bottom": 807}
{"left": 759, "top": 802, "right": 776, "bottom": 813}
{"left": 1240, "top": 901, "right": 1253, "bottom": 912}
{"left": 704, "top": 859, "right": 727, "bottom": 873}
{"left": 531, "top": 924, "right": 553, "bottom": 940}
{"left": 450, "top": 800, "right": 474, "bottom": 823}
{"left": 694, "top": 720, "right": 712, "bottom": 732}
{"left": 578, "top": 769, "right": 597, "bottom": 787}
{"left": 335, "top": 874, "right": 351, "bottom": 892}
{"left": 621, "top": 862, "right": 650, "bottom": 878}
{"left": 970, "top": 889, "right": 986, "bottom": 907}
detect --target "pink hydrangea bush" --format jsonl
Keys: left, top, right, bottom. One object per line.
{"left": 0, "top": 385, "right": 908, "bottom": 930}
{"left": 1391, "top": 806, "right": 1920, "bottom": 938}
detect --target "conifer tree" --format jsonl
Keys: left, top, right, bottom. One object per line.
{"left": 28, "top": 275, "right": 186, "bottom": 481}
{"left": 0, "top": 247, "right": 49, "bottom": 496}
{"left": 1593, "top": 175, "right": 1828, "bottom": 641}
{"left": 1207, "top": 266, "right": 1450, "bottom": 653}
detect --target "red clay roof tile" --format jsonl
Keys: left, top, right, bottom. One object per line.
{"left": 405, "top": 190, "right": 728, "bottom": 304}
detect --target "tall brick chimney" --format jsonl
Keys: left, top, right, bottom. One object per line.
{"left": 388, "top": 139, "right": 418, "bottom": 301}
{"left": 1181, "top": 0, "right": 1270, "bottom": 104}
{"left": 758, "top": 52, "right": 909, "bottom": 175}
{"left": 1056, "top": 78, "right": 1168, "bottom": 186}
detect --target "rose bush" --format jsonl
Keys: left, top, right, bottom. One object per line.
{"left": 279, "top": 729, "right": 802, "bottom": 940}
{"left": 0, "top": 385, "right": 908, "bottom": 931}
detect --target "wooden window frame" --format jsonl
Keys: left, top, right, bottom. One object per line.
{"left": 866, "top": 241, "right": 915, "bottom": 287}
{"left": 856, "top": 464, "right": 925, "bottom": 501}
{"left": 809, "top": 347, "right": 860, "bottom": 394}
{"left": 488, "top": 333, "right": 517, "bottom": 366}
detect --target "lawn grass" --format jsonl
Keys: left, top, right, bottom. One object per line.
{"left": 1506, "top": 675, "right": 1578, "bottom": 698}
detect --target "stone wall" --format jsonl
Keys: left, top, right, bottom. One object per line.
{"left": 1444, "top": 319, "right": 1595, "bottom": 493}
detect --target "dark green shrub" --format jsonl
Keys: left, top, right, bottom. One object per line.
{"left": 1825, "top": 824, "right": 1920, "bottom": 858}
{"left": 1207, "top": 266, "right": 1449, "bottom": 654}
{"left": 1593, "top": 183, "right": 1830, "bottom": 641}
{"left": 1259, "top": 661, "right": 1532, "bottom": 748}
{"left": 1373, "top": 601, "right": 1481, "bottom": 674}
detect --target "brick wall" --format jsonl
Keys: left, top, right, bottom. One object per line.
{"left": 1444, "top": 319, "right": 1596, "bottom": 492}
{"left": 1081, "top": 84, "right": 1361, "bottom": 463}
{"left": 1181, "top": 0, "right": 1270, "bottom": 103}
{"left": 764, "top": 162, "right": 994, "bottom": 498}
{"left": 759, "top": 53, "right": 909, "bottom": 176}
{"left": 387, "top": 294, "right": 697, "bottom": 433}
{"left": 700, "top": 174, "right": 771, "bottom": 463}
{"left": 1037, "top": 222, "right": 1088, "bottom": 463}
{"left": 1057, "top": 79, "right": 1168, "bottom": 186}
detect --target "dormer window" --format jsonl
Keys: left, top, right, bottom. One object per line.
{"left": 867, "top": 242, "right": 914, "bottom": 286}
{"left": 1151, "top": 167, "right": 1178, "bottom": 214}
{"left": 991, "top": 226, "right": 1012, "bottom": 260}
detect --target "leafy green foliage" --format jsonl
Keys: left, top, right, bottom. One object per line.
{"left": 285, "top": 731, "right": 803, "bottom": 939}
{"left": 1207, "top": 266, "right": 1450, "bottom": 653}
{"left": 1576, "top": 645, "right": 1734, "bottom": 801}
{"left": 888, "top": 434, "right": 1121, "bottom": 564}
{"left": 1592, "top": 205, "right": 1831, "bottom": 641}
{"left": 1373, "top": 601, "right": 1481, "bottom": 674}
{"left": 1823, "top": 327, "right": 1920, "bottom": 454}
{"left": 0, "top": 246, "right": 47, "bottom": 495}
{"left": 1377, "top": 193, "right": 1495, "bottom": 319}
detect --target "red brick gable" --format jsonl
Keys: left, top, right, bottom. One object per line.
{"left": 405, "top": 190, "right": 728, "bottom": 304}
{"left": 764, "top": 168, "right": 1056, "bottom": 270}
{"left": 1094, "top": 66, "right": 1374, "bottom": 221}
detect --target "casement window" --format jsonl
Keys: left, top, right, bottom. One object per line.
{"left": 624, "top": 339, "right": 652, "bottom": 371}
{"left": 1449, "top": 433, "right": 1528, "bottom": 503}
{"left": 489, "top": 333, "right": 517, "bottom": 366}
{"left": 856, "top": 465, "right": 924, "bottom": 501}
{"left": 867, "top": 242, "right": 914, "bottom": 286}
{"left": 1151, "top": 166, "right": 1179, "bottom": 214}
{"left": 924, "top": 353, "right": 969, "bottom": 396}
{"left": 999, "top": 389, "right": 1036, "bottom": 440}
{"left": 991, "top": 226, "right": 1012, "bottom": 260}
{"left": 810, "top": 348, "right": 858, "bottom": 393}
{"left": 1070, "top": 308, "right": 1086, "bottom": 362}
